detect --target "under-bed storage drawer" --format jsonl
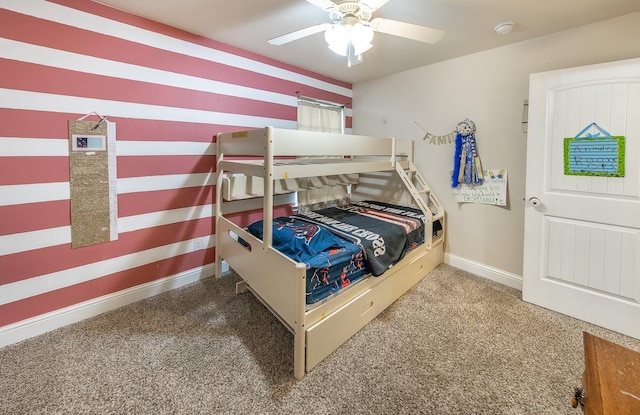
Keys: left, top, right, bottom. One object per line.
{"left": 305, "top": 248, "right": 437, "bottom": 371}
{"left": 306, "top": 287, "right": 378, "bottom": 371}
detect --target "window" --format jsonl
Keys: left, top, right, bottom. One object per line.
{"left": 295, "top": 97, "right": 348, "bottom": 211}
{"left": 297, "top": 96, "right": 344, "bottom": 133}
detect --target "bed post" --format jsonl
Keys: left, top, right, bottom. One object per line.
{"left": 293, "top": 262, "right": 307, "bottom": 379}
{"left": 390, "top": 137, "right": 396, "bottom": 167}
{"left": 215, "top": 133, "right": 224, "bottom": 279}
{"left": 263, "top": 127, "right": 274, "bottom": 252}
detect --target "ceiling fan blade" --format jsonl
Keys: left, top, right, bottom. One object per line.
{"left": 268, "top": 23, "right": 332, "bottom": 46}
{"left": 305, "top": 0, "right": 339, "bottom": 12}
{"left": 359, "top": 0, "right": 390, "bottom": 12}
{"left": 370, "top": 18, "right": 444, "bottom": 44}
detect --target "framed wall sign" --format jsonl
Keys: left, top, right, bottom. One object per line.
{"left": 564, "top": 123, "right": 625, "bottom": 177}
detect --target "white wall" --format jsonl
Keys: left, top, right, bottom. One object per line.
{"left": 352, "top": 12, "right": 640, "bottom": 281}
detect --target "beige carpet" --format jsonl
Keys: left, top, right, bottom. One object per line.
{"left": 1, "top": 264, "right": 639, "bottom": 414}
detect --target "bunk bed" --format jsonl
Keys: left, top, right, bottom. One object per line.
{"left": 215, "top": 126, "right": 445, "bottom": 379}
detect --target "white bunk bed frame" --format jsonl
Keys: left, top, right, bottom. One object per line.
{"left": 215, "top": 126, "right": 445, "bottom": 378}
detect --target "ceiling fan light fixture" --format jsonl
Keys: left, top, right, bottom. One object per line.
{"left": 325, "top": 22, "right": 373, "bottom": 60}
{"left": 324, "top": 24, "right": 348, "bottom": 55}
{"left": 351, "top": 23, "right": 374, "bottom": 55}
{"left": 270, "top": 0, "right": 444, "bottom": 68}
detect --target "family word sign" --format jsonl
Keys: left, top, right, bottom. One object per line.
{"left": 415, "top": 122, "right": 456, "bottom": 145}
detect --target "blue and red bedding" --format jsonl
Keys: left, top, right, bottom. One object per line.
{"left": 246, "top": 201, "right": 435, "bottom": 305}
{"left": 246, "top": 216, "right": 367, "bottom": 305}
{"left": 297, "top": 200, "right": 426, "bottom": 276}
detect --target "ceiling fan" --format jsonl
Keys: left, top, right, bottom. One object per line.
{"left": 268, "top": 0, "right": 444, "bottom": 67}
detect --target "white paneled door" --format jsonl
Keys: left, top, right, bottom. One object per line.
{"left": 523, "top": 58, "right": 640, "bottom": 340}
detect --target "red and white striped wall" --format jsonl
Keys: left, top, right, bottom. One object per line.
{"left": 0, "top": 0, "right": 353, "bottom": 347}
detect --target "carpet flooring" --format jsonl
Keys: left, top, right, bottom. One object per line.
{"left": 1, "top": 264, "right": 639, "bottom": 414}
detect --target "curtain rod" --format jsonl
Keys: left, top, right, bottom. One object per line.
{"left": 297, "top": 95, "right": 345, "bottom": 109}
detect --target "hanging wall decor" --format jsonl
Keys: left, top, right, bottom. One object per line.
{"left": 564, "top": 122, "right": 625, "bottom": 177}
{"left": 451, "top": 118, "right": 484, "bottom": 187}
{"left": 68, "top": 112, "right": 118, "bottom": 248}
{"left": 452, "top": 169, "right": 508, "bottom": 206}
{"left": 415, "top": 122, "right": 456, "bottom": 145}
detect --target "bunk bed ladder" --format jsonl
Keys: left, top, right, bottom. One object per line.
{"left": 395, "top": 161, "right": 444, "bottom": 250}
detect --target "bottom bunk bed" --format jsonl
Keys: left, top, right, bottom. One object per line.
{"left": 217, "top": 199, "right": 444, "bottom": 378}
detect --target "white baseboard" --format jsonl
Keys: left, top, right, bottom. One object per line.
{"left": 0, "top": 263, "right": 219, "bottom": 349}
{"left": 1, "top": 257, "right": 514, "bottom": 349}
{"left": 444, "top": 253, "right": 523, "bottom": 291}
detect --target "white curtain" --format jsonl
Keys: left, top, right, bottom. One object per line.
{"left": 297, "top": 99, "right": 343, "bottom": 133}
{"left": 296, "top": 98, "right": 347, "bottom": 211}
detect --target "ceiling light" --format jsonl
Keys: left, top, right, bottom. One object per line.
{"left": 351, "top": 23, "right": 374, "bottom": 54}
{"left": 324, "top": 21, "right": 374, "bottom": 67}
{"left": 325, "top": 24, "right": 349, "bottom": 55}
{"left": 494, "top": 21, "right": 515, "bottom": 35}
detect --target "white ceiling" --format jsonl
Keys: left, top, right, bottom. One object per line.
{"left": 95, "top": 0, "right": 640, "bottom": 84}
